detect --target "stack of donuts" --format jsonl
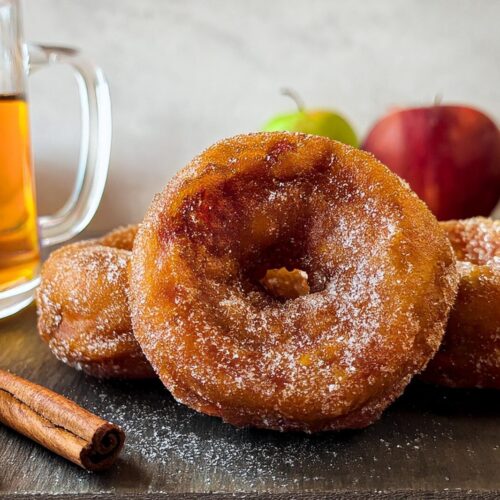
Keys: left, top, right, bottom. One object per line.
{"left": 37, "top": 132, "right": 499, "bottom": 433}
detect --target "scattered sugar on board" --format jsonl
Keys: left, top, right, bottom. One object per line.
{"left": 59, "top": 376, "right": 484, "bottom": 492}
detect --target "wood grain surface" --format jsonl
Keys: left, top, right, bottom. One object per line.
{"left": 0, "top": 305, "right": 499, "bottom": 499}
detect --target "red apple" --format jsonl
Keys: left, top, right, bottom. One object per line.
{"left": 362, "top": 105, "right": 500, "bottom": 220}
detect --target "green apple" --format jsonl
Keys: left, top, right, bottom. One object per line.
{"left": 262, "top": 90, "right": 358, "bottom": 147}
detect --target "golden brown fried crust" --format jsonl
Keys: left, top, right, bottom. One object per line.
{"left": 37, "top": 225, "right": 155, "bottom": 379}
{"left": 131, "top": 132, "right": 458, "bottom": 432}
{"left": 422, "top": 217, "right": 500, "bottom": 389}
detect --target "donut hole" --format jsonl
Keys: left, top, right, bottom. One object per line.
{"left": 240, "top": 234, "right": 328, "bottom": 300}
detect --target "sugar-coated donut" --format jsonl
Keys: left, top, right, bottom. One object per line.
{"left": 37, "top": 225, "right": 155, "bottom": 379}
{"left": 422, "top": 217, "right": 500, "bottom": 388}
{"left": 131, "top": 132, "right": 458, "bottom": 432}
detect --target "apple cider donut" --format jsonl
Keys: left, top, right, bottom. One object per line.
{"left": 422, "top": 217, "right": 500, "bottom": 388}
{"left": 131, "top": 132, "right": 458, "bottom": 432}
{"left": 37, "top": 225, "right": 155, "bottom": 379}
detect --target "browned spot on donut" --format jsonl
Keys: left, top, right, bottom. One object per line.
{"left": 313, "top": 151, "right": 336, "bottom": 174}
{"left": 265, "top": 139, "right": 296, "bottom": 165}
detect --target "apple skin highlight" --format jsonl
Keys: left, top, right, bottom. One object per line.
{"left": 362, "top": 105, "right": 500, "bottom": 221}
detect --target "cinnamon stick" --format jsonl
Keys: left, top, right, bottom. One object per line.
{"left": 0, "top": 369, "right": 125, "bottom": 471}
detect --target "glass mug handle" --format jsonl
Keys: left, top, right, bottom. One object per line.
{"left": 27, "top": 43, "right": 111, "bottom": 246}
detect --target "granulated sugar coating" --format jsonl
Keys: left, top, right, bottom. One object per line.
{"left": 442, "top": 217, "right": 500, "bottom": 266}
{"left": 131, "top": 132, "right": 459, "bottom": 432}
{"left": 422, "top": 217, "right": 500, "bottom": 388}
{"left": 37, "top": 226, "right": 155, "bottom": 379}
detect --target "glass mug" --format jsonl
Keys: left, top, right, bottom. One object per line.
{"left": 0, "top": 0, "right": 111, "bottom": 318}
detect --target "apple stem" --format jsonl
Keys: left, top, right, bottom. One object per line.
{"left": 281, "top": 88, "right": 305, "bottom": 112}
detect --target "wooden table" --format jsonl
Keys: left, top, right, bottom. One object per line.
{"left": 0, "top": 305, "right": 499, "bottom": 499}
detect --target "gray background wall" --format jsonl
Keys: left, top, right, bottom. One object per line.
{"left": 23, "top": 0, "right": 500, "bottom": 234}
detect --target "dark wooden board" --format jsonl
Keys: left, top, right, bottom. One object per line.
{"left": 0, "top": 305, "right": 499, "bottom": 499}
